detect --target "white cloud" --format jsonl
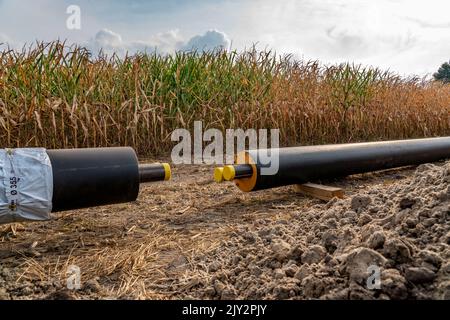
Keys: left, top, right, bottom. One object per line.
{"left": 404, "top": 17, "right": 450, "bottom": 29}
{"left": 179, "top": 30, "right": 230, "bottom": 52}
{"left": 229, "top": 0, "right": 450, "bottom": 76}
{"left": 88, "top": 28, "right": 231, "bottom": 56}
{"left": 149, "top": 29, "right": 185, "bottom": 53}
{"left": 94, "top": 29, "right": 122, "bottom": 48}
{"left": 323, "top": 25, "right": 417, "bottom": 59}
{"left": 130, "top": 29, "right": 185, "bottom": 54}
{"left": 87, "top": 29, "right": 124, "bottom": 56}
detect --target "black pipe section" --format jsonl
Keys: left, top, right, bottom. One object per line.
{"left": 139, "top": 163, "right": 168, "bottom": 183}
{"left": 229, "top": 137, "right": 450, "bottom": 192}
{"left": 47, "top": 148, "right": 170, "bottom": 212}
{"left": 47, "top": 147, "right": 140, "bottom": 212}
{"left": 232, "top": 164, "right": 254, "bottom": 179}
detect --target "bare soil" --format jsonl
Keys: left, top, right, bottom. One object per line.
{"left": 0, "top": 160, "right": 449, "bottom": 300}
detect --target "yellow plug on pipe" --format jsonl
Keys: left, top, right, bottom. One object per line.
{"left": 223, "top": 165, "right": 236, "bottom": 181}
{"left": 162, "top": 163, "right": 172, "bottom": 181}
{"left": 214, "top": 167, "right": 225, "bottom": 183}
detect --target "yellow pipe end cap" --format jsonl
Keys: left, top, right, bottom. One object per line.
{"left": 223, "top": 165, "right": 236, "bottom": 181}
{"left": 214, "top": 167, "right": 224, "bottom": 183}
{"left": 162, "top": 163, "right": 171, "bottom": 181}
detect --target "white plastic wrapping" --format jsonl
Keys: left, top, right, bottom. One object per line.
{"left": 0, "top": 148, "right": 53, "bottom": 224}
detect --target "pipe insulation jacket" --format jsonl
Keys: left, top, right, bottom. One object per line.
{"left": 0, "top": 147, "right": 171, "bottom": 224}
{"left": 0, "top": 148, "right": 53, "bottom": 224}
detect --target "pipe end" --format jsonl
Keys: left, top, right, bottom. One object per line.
{"left": 223, "top": 165, "right": 236, "bottom": 181}
{"left": 214, "top": 167, "right": 224, "bottom": 183}
{"left": 162, "top": 163, "right": 171, "bottom": 181}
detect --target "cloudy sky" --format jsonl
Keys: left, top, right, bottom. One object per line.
{"left": 0, "top": 0, "right": 449, "bottom": 76}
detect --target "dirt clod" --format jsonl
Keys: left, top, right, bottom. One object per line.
{"left": 344, "top": 247, "right": 387, "bottom": 283}
{"left": 366, "top": 231, "right": 386, "bottom": 250}
{"left": 404, "top": 267, "right": 436, "bottom": 284}
{"left": 351, "top": 195, "right": 372, "bottom": 213}
{"left": 301, "top": 245, "right": 327, "bottom": 265}
{"left": 381, "top": 269, "right": 408, "bottom": 300}
{"left": 271, "top": 239, "right": 292, "bottom": 262}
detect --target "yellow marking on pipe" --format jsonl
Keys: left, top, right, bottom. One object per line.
{"left": 162, "top": 163, "right": 172, "bottom": 181}
{"left": 223, "top": 165, "right": 236, "bottom": 181}
{"left": 214, "top": 167, "right": 224, "bottom": 183}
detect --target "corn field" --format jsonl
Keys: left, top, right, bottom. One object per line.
{"left": 0, "top": 41, "right": 449, "bottom": 156}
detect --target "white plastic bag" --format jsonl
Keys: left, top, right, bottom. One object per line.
{"left": 0, "top": 148, "right": 53, "bottom": 224}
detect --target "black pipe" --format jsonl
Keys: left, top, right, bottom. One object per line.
{"left": 222, "top": 137, "right": 450, "bottom": 192}
{"left": 47, "top": 148, "right": 170, "bottom": 212}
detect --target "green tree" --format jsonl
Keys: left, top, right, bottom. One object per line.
{"left": 433, "top": 60, "right": 450, "bottom": 83}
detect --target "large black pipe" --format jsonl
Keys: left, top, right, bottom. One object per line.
{"left": 219, "top": 137, "right": 450, "bottom": 192}
{"left": 47, "top": 147, "right": 170, "bottom": 212}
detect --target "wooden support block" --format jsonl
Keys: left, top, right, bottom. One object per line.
{"left": 294, "top": 183, "right": 344, "bottom": 201}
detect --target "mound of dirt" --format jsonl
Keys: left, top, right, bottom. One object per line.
{"left": 177, "top": 162, "right": 450, "bottom": 300}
